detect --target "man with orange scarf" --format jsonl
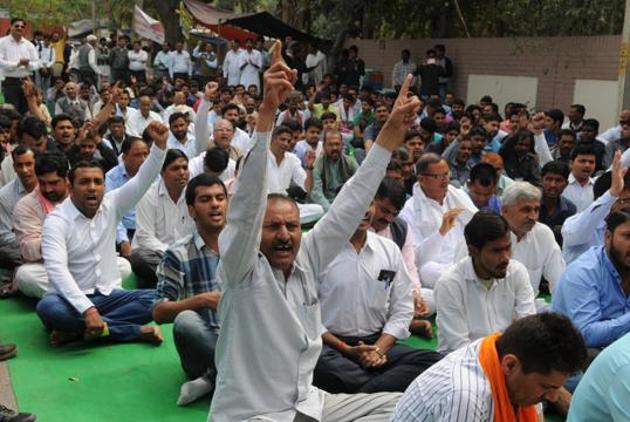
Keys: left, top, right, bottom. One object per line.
{"left": 392, "top": 313, "right": 587, "bottom": 422}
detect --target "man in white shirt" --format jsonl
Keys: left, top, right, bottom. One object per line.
{"left": 0, "top": 17, "right": 40, "bottom": 113}
{"left": 169, "top": 42, "right": 192, "bottom": 81}
{"left": 153, "top": 41, "right": 172, "bottom": 81}
{"left": 221, "top": 103, "right": 251, "bottom": 153}
{"left": 209, "top": 42, "right": 419, "bottom": 422}
{"left": 127, "top": 40, "right": 148, "bottom": 84}
{"left": 598, "top": 109, "right": 630, "bottom": 145}
{"left": 267, "top": 125, "right": 313, "bottom": 195}
{"left": 36, "top": 33, "right": 56, "bottom": 93}
{"left": 239, "top": 39, "right": 263, "bottom": 92}
{"left": 500, "top": 181, "right": 565, "bottom": 296}
{"left": 166, "top": 112, "right": 199, "bottom": 159}
{"left": 131, "top": 149, "right": 194, "bottom": 288}
{"left": 35, "top": 121, "right": 170, "bottom": 347}
{"left": 562, "top": 143, "right": 596, "bottom": 212}
{"left": 398, "top": 153, "right": 477, "bottom": 288}
{"left": 222, "top": 40, "right": 242, "bottom": 87}
{"left": 435, "top": 211, "right": 536, "bottom": 354}
{"left": 391, "top": 49, "right": 416, "bottom": 91}
{"left": 126, "top": 93, "right": 163, "bottom": 137}
{"left": 162, "top": 90, "right": 196, "bottom": 124}
{"left": 314, "top": 199, "right": 442, "bottom": 394}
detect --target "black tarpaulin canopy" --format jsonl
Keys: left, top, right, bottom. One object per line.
{"left": 225, "top": 12, "right": 328, "bottom": 45}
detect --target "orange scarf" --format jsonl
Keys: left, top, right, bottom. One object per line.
{"left": 478, "top": 333, "right": 538, "bottom": 422}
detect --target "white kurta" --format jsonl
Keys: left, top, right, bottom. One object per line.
{"left": 239, "top": 49, "right": 262, "bottom": 91}
{"left": 222, "top": 49, "right": 242, "bottom": 86}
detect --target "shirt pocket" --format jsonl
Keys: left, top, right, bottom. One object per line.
{"left": 297, "top": 299, "right": 321, "bottom": 341}
{"left": 363, "top": 261, "right": 391, "bottom": 312}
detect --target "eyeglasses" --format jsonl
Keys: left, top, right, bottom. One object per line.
{"left": 421, "top": 172, "right": 451, "bottom": 181}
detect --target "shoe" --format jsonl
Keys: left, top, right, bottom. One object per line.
{"left": 0, "top": 344, "right": 16, "bottom": 361}
{"left": 0, "top": 404, "right": 37, "bottom": 422}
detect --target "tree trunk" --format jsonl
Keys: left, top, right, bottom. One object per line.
{"left": 153, "top": 0, "right": 182, "bottom": 45}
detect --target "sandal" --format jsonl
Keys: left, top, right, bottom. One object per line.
{"left": 0, "top": 282, "right": 17, "bottom": 299}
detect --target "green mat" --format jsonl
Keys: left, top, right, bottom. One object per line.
{"left": 0, "top": 277, "right": 564, "bottom": 422}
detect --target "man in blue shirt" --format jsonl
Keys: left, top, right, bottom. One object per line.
{"left": 568, "top": 332, "right": 630, "bottom": 422}
{"left": 552, "top": 207, "right": 630, "bottom": 349}
{"left": 561, "top": 150, "right": 630, "bottom": 264}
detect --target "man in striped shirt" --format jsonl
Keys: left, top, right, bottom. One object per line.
{"left": 393, "top": 313, "right": 587, "bottom": 421}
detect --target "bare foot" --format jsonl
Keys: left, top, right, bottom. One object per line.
{"left": 50, "top": 330, "right": 82, "bottom": 347}
{"left": 140, "top": 325, "right": 163, "bottom": 345}
{"left": 410, "top": 319, "right": 434, "bottom": 339}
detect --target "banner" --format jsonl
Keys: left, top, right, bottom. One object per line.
{"left": 132, "top": 5, "right": 165, "bottom": 44}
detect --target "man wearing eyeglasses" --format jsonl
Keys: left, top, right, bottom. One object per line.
{"left": 598, "top": 109, "right": 630, "bottom": 146}
{"left": 399, "top": 153, "right": 477, "bottom": 289}
{"left": 0, "top": 18, "right": 40, "bottom": 114}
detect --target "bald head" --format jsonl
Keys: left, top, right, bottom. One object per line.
{"left": 213, "top": 118, "right": 235, "bottom": 149}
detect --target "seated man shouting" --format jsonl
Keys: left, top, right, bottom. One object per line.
{"left": 209, "top": 42, "right": 419, "bottom": 422}
{"left": 35, "top": 121, "right": 169, "bottom": 346}
{"left": 153, "top": 174, "right": 228, "bottom": 406}
{"left": 314, "top": 198, "right": 442, "bottom": 394}
{"left": 393, "top": 313, "right": 587, "bottom": 421}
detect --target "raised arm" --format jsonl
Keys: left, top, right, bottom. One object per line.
{"left": 218, "top": 41, "right": 297, "bottom": 285}
{"left": 111, "top": 122, "right": 168, "bottom": 220}
{"left": 303, "top": 74, "right": 421, "bottom": 274}
{"left": 193, "top": 82, "right": 218, "bottom": 158}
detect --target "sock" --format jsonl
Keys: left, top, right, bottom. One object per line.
{"left": 177, "top": 374, "right": 214, "bottom": 406}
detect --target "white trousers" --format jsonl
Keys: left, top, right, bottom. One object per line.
{"left": 15, "top": 258, "right": 132, "bottom": 299}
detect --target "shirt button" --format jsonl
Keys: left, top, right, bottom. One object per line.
{"left": 95, "top": 269, "right": 101, "bottom": 277}
{"left": 95, "top": 254, "right": 101, "bottom": 260}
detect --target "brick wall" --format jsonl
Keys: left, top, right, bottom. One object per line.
{"left": 346, "top": 35, "right": 621, "bottom": 112}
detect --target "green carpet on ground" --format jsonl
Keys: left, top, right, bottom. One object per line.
{"left": 0, "top": 275, "right": 564, "bottom": 422}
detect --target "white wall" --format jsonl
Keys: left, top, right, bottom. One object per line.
{"left": 573, "top": 79, "right": 619, "bottom": 131}
{"left": 466, "top": 75, "right": 539, "bottom": 114}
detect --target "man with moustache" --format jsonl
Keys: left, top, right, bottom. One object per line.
{"left": 399, "top": 153, "right": 477, "bottom": 290}
{"left": 35, "top": 122, "right": 169, "bottom": 347}
{"left": 153, "top": 173, "right": 228, "bottom": 407}
{"left": 562, "top": 143, "right": 597, "bottom": 212}
{"left": 553, "top": 206, "right": 630, "bottom": 350}
{"left": 435, "top": 211, "right": 536, "bottom": 354}
{"left": 210, "top": 42, "right": 418, "bottom": 422}
{"left": 12, "top": 152, "right": 127, "bottom": 299}
{"left": 131, "top": 149, "right": 194, "bottom": 288}
{"left": 539, "top": 161, "right": 576, "bottom": 246}
{"left": 313, "top": 198, "right": 442, "bottom": 394}
{"left": 499, "top": 181, "right": 565, "bottom": 296}
{"left": 310, "top": 130, "right": 359, "bottom": 211}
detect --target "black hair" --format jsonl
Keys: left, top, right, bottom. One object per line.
{"left": 452, "top": 98, "right": 466, "bottom": 107}
{"left": 582, "top": 118, "right": 600, "bottom": 133}
{"left": 469, "top": 126, "right": 488, "bottom": 139}
{"left": 272, "top": 125, "right": 293, "bottom": 139}
{"left": 10, "top": 18, "right": 25, "bottom": 26}
{"left": 185, "top": 173, "right": 227, "bottom": 206}
{"left": 284, "top": 119, "right": 301, "bottom": 132}
{"left": 480, "top": 95, "right": 493, "bottom": 103}
{"left": 420, "top": 117, "right": 437, "bottom": 133}
{"left": 558, "top": 128, "right": 577, "bottom": 140}
{"left": 404, "top": 129, "right": 422, "bottom": 142}
{"left": 391, "top": 146, "right": 410, "bottom": 163}
{"left": 304, "top": 117, "right": 323, "bottom": 131}
{"left": 68, "top": 160, "right": 104, "bottom": 185}
{"left": 545, "top": 108, "right": 565, "bottom": 125}
{"left": 108, "top": 115, "right": 125, "bottom": 126}
{"left": 162, "top": 149, "right": 188, "bottom": 172}
{"left": 169, "top": 112, "right": 188, "bottom": 126}
{"left": 606, "top": 207, "right": 630, "bottom": 233}
{"left": 541, "top": 160, "right": 570, "bottom": 180}
{"left": 464, "top": 211, "right": 510, "bottom": 249}
{"left": 480, "top": 113, "right": 501, "bottom": 123}
{"left": 221, "top": 103, "right": 240, "bottom": 115}
{"left": 570, "top": 143, "right": 597, "bottom": 160}
{"left": 386, "top": 160, "right": 402, "bottom": 174}
{"left": 35, "top": 151, "right": 69, "bottom": 178}
{"left": 11, "top": 144, "right": 34, "bottom": 161}
{"left": 469, "top": 162, "right": 498, "bottom": 186}
{"left": 203, "top": 147, "right": 229, "bottom": 174}
{"left": 17, "top": 117, "right": 46, "bottom": 140}
{"left": 320, "top": 111, "right": 337, "bottom": 122}
{"left": 121, "top": 137, "right": 147, "bottom": 155}
{"left": 496, "top": 313, "right": 587, "bottom": 375}
{"left": 375, "top": 177, "right": 407, "bottom": 211}
{"left": 570, "top": 104, "right": 586, "bottom": 116}
{"left": 51, "top": 114, "right": 75, "bottom": 129}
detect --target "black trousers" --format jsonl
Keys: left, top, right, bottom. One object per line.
{"left": 2, "top": 77, "right": 27, "bottom": 114}
{"left": 79, "top": 69, "right": 97, "bottom": 88}
{"left": 110, "top": 68, "right": 128, "bottom": 85}
{"left": 313, "top": 333, "right": 443, "bottom": 394}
